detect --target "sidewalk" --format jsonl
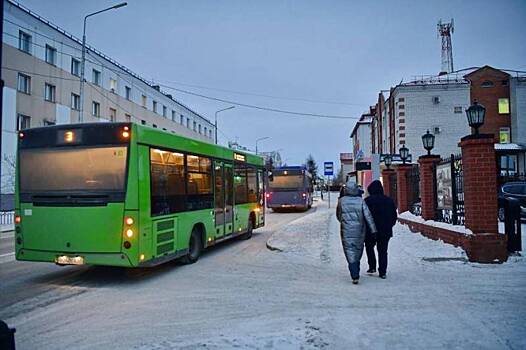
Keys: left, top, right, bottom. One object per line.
{"left": 266, "top": 196, "right": 526, "bottom": 349}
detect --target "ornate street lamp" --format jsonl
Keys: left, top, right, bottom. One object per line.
{"left": 465, "top": 101, "right": 486, "bottom": 135}
{"left": 384, "top": 154, "right": 392, "bottom": 169}
{"left": 421, "top": 130, "right": 435, "bottom": 155}
{"left": 399, "top": 145, "right": 409, "bottom": 165}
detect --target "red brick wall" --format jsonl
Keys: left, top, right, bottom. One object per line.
{"left": 465, "top": 67, "right": 511, "bottom": 142}
{"left": 418, "top": 155, "right": 441, "bottom": 220}
{"left": 460, "top": 136, "right": 498, "bottom": 234}
{"left": 396, "top": 165, "right": 412, "bottom": 212}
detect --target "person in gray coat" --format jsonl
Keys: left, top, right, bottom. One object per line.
{"left": 336, "top": 180, "right": 377, "bottom": 284}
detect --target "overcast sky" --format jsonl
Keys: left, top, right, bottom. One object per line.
{"left": 18, "top": 0, "right": 526, "bottom": 168}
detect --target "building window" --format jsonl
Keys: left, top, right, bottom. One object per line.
{"left": 398, "top": 97, "right": 405, "bottom": 102}
{"left": 92, "top": 69, "right": 101, "bottom": 86}
{"left": 92, "top": 101, "right": 100, "bottom": 116}
{"left": 172, "top": 110, "right": 176, "bottom": 121}
{"left": 141, "top": 95, "right": 147, "bottom": 107}
{"left": 454, "top": 106, "right": 463, "bottom": 114}
{"left": 198, "top": 124, "right": 202, "bottom": 134}
{"left": 125, "top": 86, "right": 131, "bottom": 100}
{"left": 71, "top": 58, "right": 80, "bottom": 76}
{"left": 43, "top": 119, "right": 55, "bottom": 126}
{"left": 110, "top": 78, "right": 117, "bottom": 92}
{"left": 499, "top": 127, "right": 511, "bottom": 144}
{"left": 502, "top": 80, "right": 509, "bottom": 86}
{"left": 204, "top": 127, "right": 207, "bottom": 135}
{"left": 153, "top": 100, "right": 158, "bottom": 113}
{"left": 71, "top": 93, "right": 80, "bottom": 110}
{"left": 163, "top": 105, "right": 167, "bottom": 117}
{"left": 399, "top": 104, "right": 405, "bottom": 110}
{"left": 125, "top": 114, "right": 132, "bottom": 122}
{"left": 180, "top": 115, "right": 184, "bottom": 125}
{"left": 110, "top": 108, "right": 117, "bottom": 122}
{"left": 141, "top": 120, "right": 146, "bottom": 125}
{"left": 17, "top": 114, "right": 31, "bottom": 130}
{"left": 498, "top": 98, "right": 510, "bottom": 114}
{"left": 209, "top": 130, "right": 212, "bottom": 139}
{"left": 398, "top": 112, "right": 405, "bottom": 117}
{"left": 18, "top": 30, "right": 31, "bottom": 53}
{"left": 45, "top": 44, "right": 57, "bottom": 65}
{"left": 186, "top": 118, "right": 190, "bottom": 128}
{"left": 44, "top": 83, "right": 56, "bottom": 102}
{"left": 193, "top": 121, "right": 197, "bottom": 131}
{"left": 17, "top": 73, "right": 31, "bottom": 94}
{"left": 481, "top": 80, "right": 494, "bottom": 88}
{"left": 153, "top": 124, "right": 158, "bottom": 128}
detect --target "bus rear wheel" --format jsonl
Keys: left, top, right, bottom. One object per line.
{"left": 181, "top": 228, "right": 202, "bottom": 264}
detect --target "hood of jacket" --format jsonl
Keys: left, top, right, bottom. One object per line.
{"left": 344, "top": 180, "right": 363, "bottom": 197}
{"left": 367, "top": 180, "right": 384, "bottom": 196}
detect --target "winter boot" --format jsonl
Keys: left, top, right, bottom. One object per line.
{"left": 352, "top": 279, "right": 359, "bottom": 285}
{"left": 367, "top": 268, "right": 376, "bottom": 274}
{"left": 379, "top": 274, "right": 386, "bottom": 279}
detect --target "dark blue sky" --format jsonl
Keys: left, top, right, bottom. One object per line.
{"left": 18, "top": 0, "right": 526, "bottom": 167}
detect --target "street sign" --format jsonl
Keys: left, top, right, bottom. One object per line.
{"left": 324, "top": 161, "right": 334, "bottom": 176}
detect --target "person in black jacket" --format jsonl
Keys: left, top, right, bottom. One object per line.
{"left": 364, "top": 180, "right": 397, "bottom": 279}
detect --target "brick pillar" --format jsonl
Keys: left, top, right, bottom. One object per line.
{"left": 381, "top": 169, "right": 395, "bottom": 197}
{"left": 460, "top": 135, "right": 506, "bottom": 263}
{"left": 396, "top": 164, "right": 412, "bottom": 213}
{"left": 418, "top": 155, "right": 440, "bottom": 220}
{"left": 460, "top": 135, "right": 498, "bottom": 234}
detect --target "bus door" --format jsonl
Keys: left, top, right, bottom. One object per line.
{"left": 224, "top": 163, "right": 234, "bottom": 235}
{"left": 214, "top": 161, "right": 225, "bottom": 239}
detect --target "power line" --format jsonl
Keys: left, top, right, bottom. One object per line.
{"left": 4, "top": 18, "right": 360, "bottom": 120}
{"left": 152, "top": 78, "right": 366, "bottom": 107}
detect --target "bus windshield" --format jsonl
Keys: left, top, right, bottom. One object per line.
{"left": 19, "top": 146, "right": 128, "bottom": 193}
{"left": 269, "top": 175, "right": 305, "bottom": 190}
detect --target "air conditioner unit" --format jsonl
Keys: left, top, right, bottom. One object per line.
{"left": 432, "top": 96, "right": 440, "bottom": 104}
{"left": 433, "top": 126, "right": 441, "bottom": 134}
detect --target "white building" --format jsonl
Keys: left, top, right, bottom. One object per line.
{"left": 390, "top": 75, "right": 471, "bottom": 159}
{"left": 350, "top": 113, "right": 373, "bottom": 162}
{"left": 1, "top": 0, "right": 215, "bottom": 206}
{"left": 510, "top": 76, "right": 526, "bottom": 145}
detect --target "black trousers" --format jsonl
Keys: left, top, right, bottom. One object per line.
{"left": 365, "top": 235, "right": 390, "bottom": 275}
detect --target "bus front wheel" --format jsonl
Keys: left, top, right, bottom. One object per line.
{"left": 182, "top": 228, "right": 202, "bottom": 264}
{"left": 240, "top": 216, "right": 254, "bottom": 240}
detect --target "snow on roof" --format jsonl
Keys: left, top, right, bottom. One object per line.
{"left": 495, "top": 143, "right": 526, "bottom": 151}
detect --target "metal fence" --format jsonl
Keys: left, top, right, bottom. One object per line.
{"left": 434, "top": 154, "right": 464, "bottom": 225}
{"left": 407, "top": 165, "right": 421, "bottom": 216}
{"left": 388, "top": 172, "right": 397, "bottom": 206}
{"left": 0, "top": 211, "right": 14, "bottom": 225}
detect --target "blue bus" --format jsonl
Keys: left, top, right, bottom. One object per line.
{"left": 266, "top": 166, "right": 313, "bottom": 211}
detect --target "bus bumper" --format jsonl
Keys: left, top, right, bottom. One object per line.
{"left": 16, "top": 249, "right": 135, "bottom": 267}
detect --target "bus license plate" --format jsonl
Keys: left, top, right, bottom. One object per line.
{"left": 56, "top": 255, "right": 84, "bottom": 265}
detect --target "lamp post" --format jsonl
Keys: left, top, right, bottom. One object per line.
{"left": 384, "top": 154, "right": 392, "bottom": 169}
{"left": 79, "top": 2, "right": 127, "bottom": 123}
{"left": 399, "top": 145, "right": 409, "bottom": 165}
{"left": 465, "top": 101, "right": 486, "bottom": 136}
{"left": 255, "top": 136, "right": 270, "bottom": 155}
{"left": 421, "top": 130, "right": 435, "bottom": 156}
{"left": 214, "top": 106, "right": 235, "bottom": 144}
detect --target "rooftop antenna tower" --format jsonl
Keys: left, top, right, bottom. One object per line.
{"left": 437, "top": 18, "right": 454, "bottom": 75}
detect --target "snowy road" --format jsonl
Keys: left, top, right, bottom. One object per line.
{"left": 1, "top": 196, "right": 525, "bottom": 349}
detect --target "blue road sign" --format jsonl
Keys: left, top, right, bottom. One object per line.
{"left": 324, "top": 161, "right": 334, "bottom": 176}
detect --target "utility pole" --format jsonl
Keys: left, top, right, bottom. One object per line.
{"left": 255, "top": 136, "right": 270, "bottom": 155}
{"left": 79, "top": 2, "right": 127, "bottom": 123}
{"left": 0, "top": 0, "right": 4, "bottom": 207}
{"left": 214, "top": 106, "right": 235, "bottom": 144}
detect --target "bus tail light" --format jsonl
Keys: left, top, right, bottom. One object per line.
{"left": 122, "top": 126, "right": 131, "bottom": 139}
{"left": 302, "top": 193, "right": 307, "bottom": 198}
{"left": 15, "top": 215, "right": 21, "bottom": 224}
{"left": 265, "top": 192, "right": 271, "bottom": 199}
{"left": 125, "top": 217, "right": 134, "bottom": 225}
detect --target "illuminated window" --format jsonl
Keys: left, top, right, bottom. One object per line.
{"left": 498, "top": 98, "right": 509, "bottom": 114}
{"left": 499, "top": 127, "right": 510, "bottom": 144}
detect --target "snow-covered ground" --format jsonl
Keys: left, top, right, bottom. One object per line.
{"left": 2, "top": 196, "right": 525, "bottom": 349}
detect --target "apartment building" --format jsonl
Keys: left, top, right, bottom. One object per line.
{"left": 1, "top": 0, "right": 216, "bottom": 201}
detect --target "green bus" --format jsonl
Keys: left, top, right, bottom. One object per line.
{"left": 14, "top": 123, "right": 265, "bottom": 267}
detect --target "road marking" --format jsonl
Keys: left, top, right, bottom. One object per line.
{"left": 0, "top": 252, "right": 15, "bottom": 264}
{"left": 0, "top": 252, "right": 15, "bottom": 258}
